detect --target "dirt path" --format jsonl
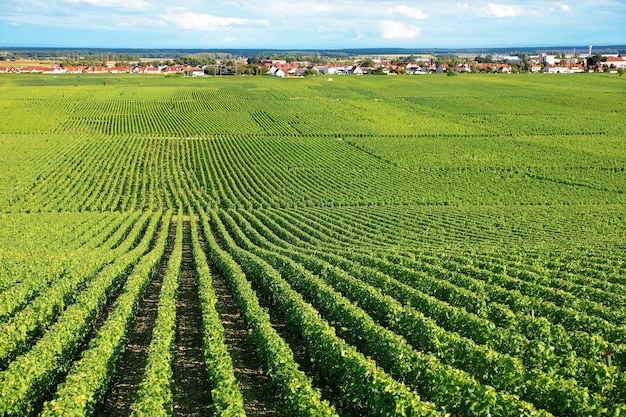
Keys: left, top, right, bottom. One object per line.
{"left": 171, "top": 219, "right": 213, "bottom": 416}
{"left": 95, "top": 217, "right": 177, "bottom": 417}
{"left": 197, "top": 217, "right": 278, "bottom": 417}
{"left": 206, "top": 216, "right": 341, "bottom": 416}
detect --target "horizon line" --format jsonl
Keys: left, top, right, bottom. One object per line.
{"left": 3, "top": 44, "right": 626, "bottom": 52}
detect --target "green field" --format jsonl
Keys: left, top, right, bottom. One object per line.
{"left": 0, "top": 73, "right": 625, "bottom": 417}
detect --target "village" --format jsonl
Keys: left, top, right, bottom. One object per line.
{"left": 1, "top": 49, "right": 625, "bottom": 76}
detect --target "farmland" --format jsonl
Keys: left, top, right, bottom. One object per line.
{"left": 0, "top": 72, "right": 625, "bottom": 417}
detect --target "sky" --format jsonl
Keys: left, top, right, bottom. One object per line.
{"left": 1, "top": 0, "right": 625, "bottom": 50}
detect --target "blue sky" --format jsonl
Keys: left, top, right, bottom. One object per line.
{"left": 1, "top": 0, "right": 625, "bottom": 49}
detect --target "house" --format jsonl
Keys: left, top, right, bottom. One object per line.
{"left": 499, "top": 64, "right": 511, "bottom": 73}
{"left": 292, "top": 67, "right": 308, "bottom": 77}
{"left": 543, "top": 64, "right": 584, "bottom": 74}
{"left": 64, "top": 66, "right": 86, "bottom": 74}
{"left": 268, "top": 66, "right": 285, "bottom": 77}
{"left": 314, "top": 66, "right": 329, "bottom": 75}
{"left": 351, "top": 65, "right": 364, "bottom": 75}
{"left": 188, "top": 68, "right": 204, "bottom": 77}
{"left": 107, "top": 66, "right": 131, "bottom": 74}
{"left": 405, "top": 63, "right": 425, "bottom": 74}
{"left": 530, "top": 64, "right": 543, "bottom": 73}
{"left": 164, "top": 65, "right": 188, "bottom": 74}
{"left": 43, "top": 66, "right": 65, "bottom": 74}
{"left": 20, "top": 66, "right": 44, "bottom": 73}
{"left": 569, "top": 64, "right": 585, "bottom": 73}
{"left": 142, "top": 65, "right": 161, "bottom": 74}
{"left": 545, "top": 65, "right": 569, "bottom": 73}
{"left": 605, "top": 56, "right": 626, "bottom": 69}
{"left": 538, "top": 53, "right": 556, "bottom": 65}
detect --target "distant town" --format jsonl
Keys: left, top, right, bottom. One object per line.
{"left": 1, "top": 46, "right": 625, "bottom": 76}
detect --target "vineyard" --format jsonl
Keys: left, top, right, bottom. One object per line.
{"left": 0, "top": 72, "right": 625, "bottom": 416}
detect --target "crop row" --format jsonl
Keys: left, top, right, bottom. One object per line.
{"left": 0, "top": 212, "right": 134, "bottom": 323}
{"left": 0, "top": 211, "right": 163, "bottom": 416}
{"left": 0, "top": 211, "right": 149, "bottom": 369}
{"left": 203, "top": 207, "right": 442, "bottom": 416}
{"left": 222, "top": 208, "right": 624, "bottom": 416}
{"left": 188, "top": 208, "right": 246, "bottom": 416}
{"left": 226, "top": 206, "right": 626, "bottom": 412}
{"left": 130, "top": 210, "right": 182, "bottom": 416}
{"left": 267, "top": 205, "right": 626, "bottom": 354}
{"left": 215, "top": 208, "right": 552, "bottom": 416}
{"left": 39, "top": 210, "right": 171, "bottom": 416}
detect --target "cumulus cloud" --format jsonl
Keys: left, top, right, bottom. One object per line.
{"left": 561, "top": 4, "right": 571, "bottom": 12}
{"left": 162, "top": 12, "right": 269, "bottom": 31}
{"left": 386, "top": 5, "right": 428, "bottom": 19}
{"left": 484, "top": 3, "right": 520, "bottom": 17}
{"left": 380, "top": 20, "right": 421, "bottom": 40}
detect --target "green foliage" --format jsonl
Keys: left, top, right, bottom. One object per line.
{"left": 1, "top": 73, "right": 625, "bottom": 416}
{"left": 130, "top": 210, "right": 183, "bottom": 417}
{"left": 0, "top": 211, "right": 162, "bottom": 416}
{"left": 207, "top": 208, "right": 441, "bottom": 417}
{"left": 39, "top": 211, "right": 169, "bottom": 417}
{"left": 199, "top": 210, "right": 338, "bottom": 417}
{"left": 188, "top": 207, "right": 246, "bottom": 416}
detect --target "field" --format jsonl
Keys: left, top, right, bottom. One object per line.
{"left": 0, "top": 72, "right": 625, "bottom": 417}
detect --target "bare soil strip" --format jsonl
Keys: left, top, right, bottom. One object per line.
{"left": 33, "top": 216, "right": 161, "bottom": 416}
{"left": 254, "top": 274, "right": 345, "bottom": 416}
{"left": 171, "top": 219, "right": 213, "bottom": 416}
{"left": 95, "top": 218, "right": 177, "bottom": 417}
{"left": 197, "top": 217, "right": 278, "bottom": 417}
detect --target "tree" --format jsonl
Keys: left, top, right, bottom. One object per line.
{"left": 475, "top": 55, "right": 494, "bottom": 63}
{"left": 519, "top": 53, "right": 530, "bottom": 72}
{"left": 587, "top": 53, "right": 604, "bottom": 66}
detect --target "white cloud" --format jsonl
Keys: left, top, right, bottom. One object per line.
{"left": 380, "top": 20, "right": 421, "bottom": 40}
{"left": 484, "top": 3, "right": 520, "bottom": 17}
{"left": 162, "top": 12, "right": 269, "bottom": 31}
{"left": 64, "top": 0, "right": 150, "bottom": 11}
{"left": 561, "top": 4, "right": 571, "bottom": 12}
{"left": 480, "top": 3, "right": 541, "bottom": 18}
{"left": 386, "top": 5, "right": 428, "bottom": 20}
{"left": 254, "top": 2, "right": 337, "bottom": 18}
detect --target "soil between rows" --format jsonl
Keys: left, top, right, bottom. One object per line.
{"left": 171, "top": 219, "right": 213, "bottom": 416}
{"left": 95, "top": 216, "right": 283, "bottom": 416}
{"left": 95, "top": 218, "right": 177, "bottom": 417}
{"left": 196, "top": 216, "right": 279, "bottom": 417}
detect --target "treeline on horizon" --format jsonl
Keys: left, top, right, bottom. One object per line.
{"left": 3, "top": 45, "right": 626, "bottom": 61}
